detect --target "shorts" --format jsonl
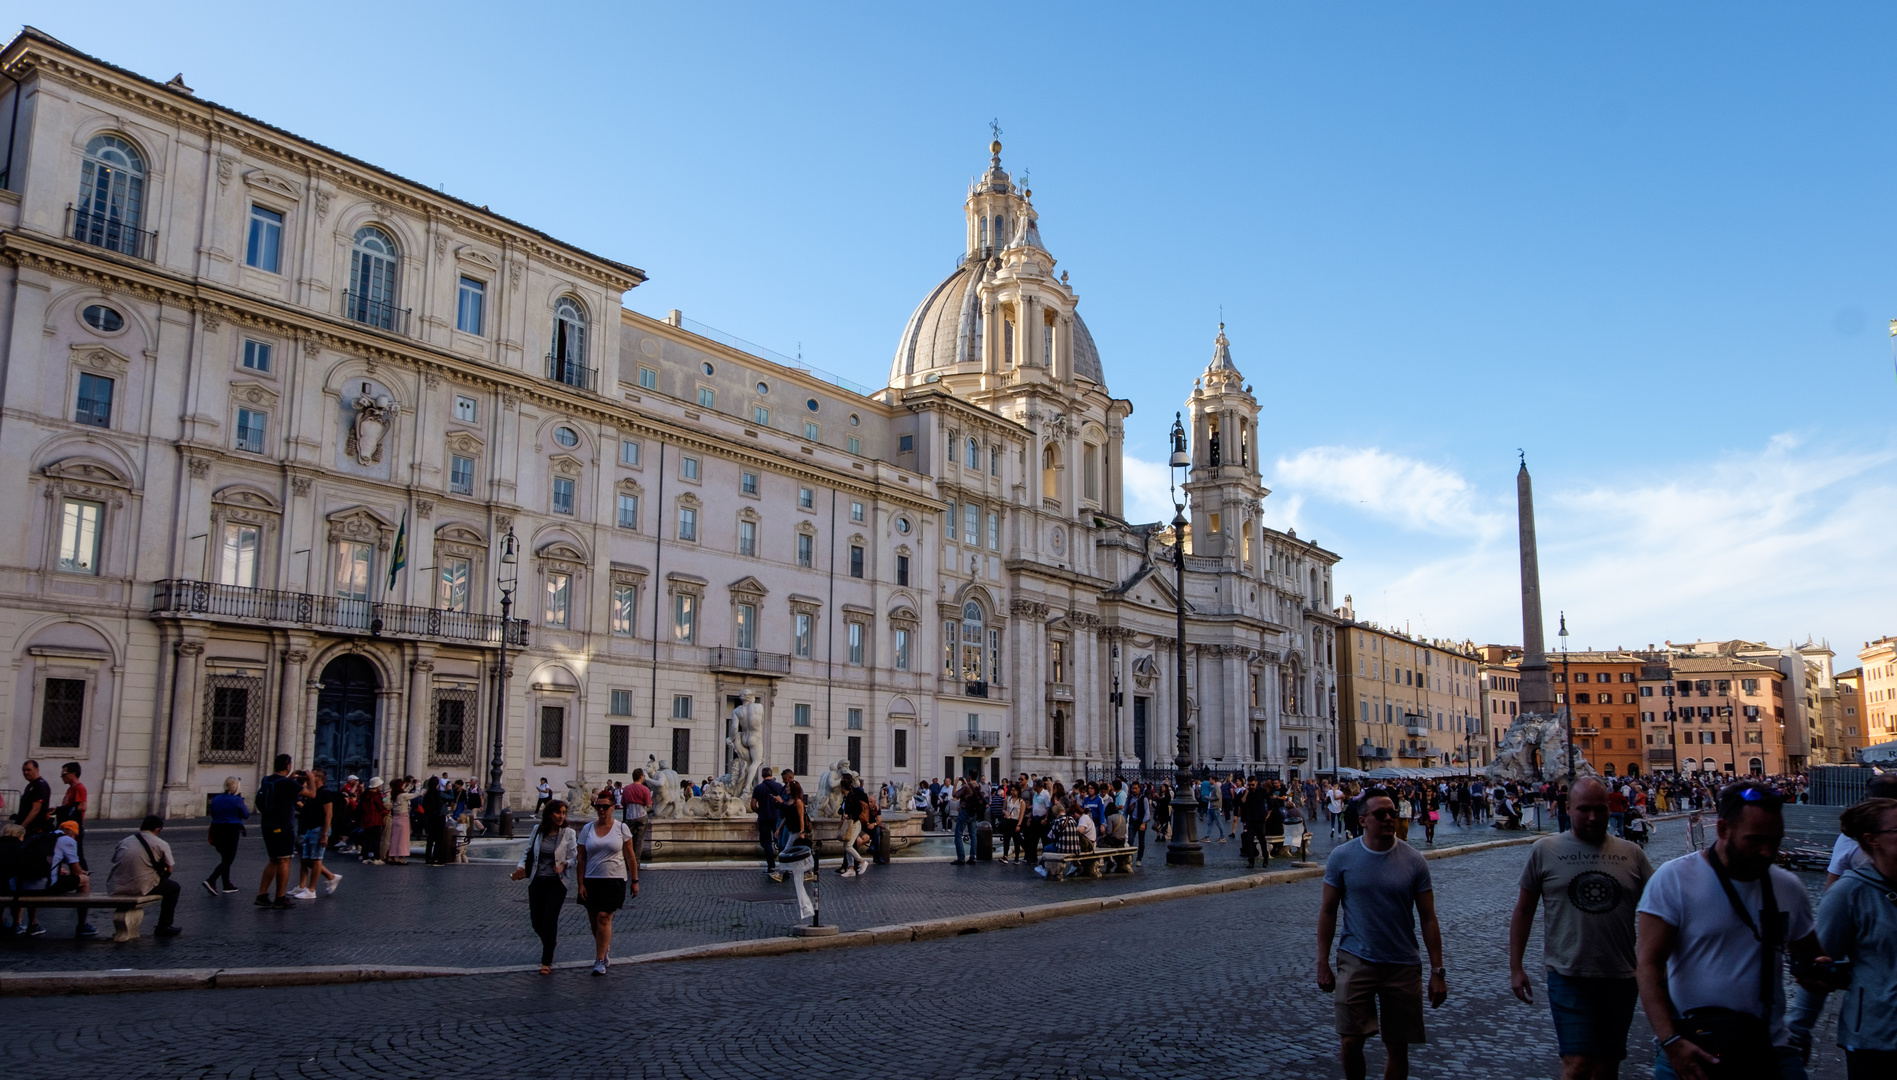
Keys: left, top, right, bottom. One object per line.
{"left": 262, "top": 823, "right": 295, "bottom": 860}
{"left": 581, "top": 876, "right": 627, "bottom": 914}
{"left": 1333, "top": 950, "right": 1426, "bottom": 1044}
{"left": 298, "top": 828, "right": 327, "bottom": 860}
{"left": 1544, "top": 971, "right": 1637, "bottom": 1061}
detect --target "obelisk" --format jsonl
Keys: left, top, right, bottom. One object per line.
{"left": 1516, "top": 460, "right": 1554, "bottom": 715}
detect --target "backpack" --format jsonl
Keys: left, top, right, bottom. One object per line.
{"left": 13, "top": 831, "right": 55, "bottom": 885}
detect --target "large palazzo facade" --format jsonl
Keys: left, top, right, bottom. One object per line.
{"left": 0, "top": 30, "right": 1338, "bottom": 819}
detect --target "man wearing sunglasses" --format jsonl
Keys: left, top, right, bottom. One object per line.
{"left": 1317, "top": 787, "right": 1446, "bottom": 1080}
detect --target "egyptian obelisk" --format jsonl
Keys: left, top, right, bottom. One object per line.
{"left": 1516, "top": 459, "right": 1554, "bottom": 715}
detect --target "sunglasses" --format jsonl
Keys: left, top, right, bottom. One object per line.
{"left": 1368, "top": 809, "right": 1398, "bottom": 821}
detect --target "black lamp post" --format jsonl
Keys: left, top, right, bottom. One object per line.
{"left": 483, "top": 528, "right": 518, "bottom": 836}
{"left": 1558, "top": 611, "right": 1574, "bottom": 781}
{"left": 1166, "top": 412, "right": 1203, "bottom": 866}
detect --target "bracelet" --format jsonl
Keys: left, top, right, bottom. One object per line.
{"left": 1658, "top": 1035, "right": 1683, "bottom": 1049}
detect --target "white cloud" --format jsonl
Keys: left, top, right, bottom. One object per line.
{"left": 1271, "top": 446, "right": 1507, "bottom": 541}
{"left": 1122, "top": 454, "right": 1179, "bottom": 525}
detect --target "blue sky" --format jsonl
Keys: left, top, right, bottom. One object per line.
{"left": 34, "top": 3, "right": 1897, "bottom": 665}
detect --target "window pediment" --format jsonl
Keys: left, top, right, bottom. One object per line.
{"left": 327, "top": 505, "right": 395, "bottom": 549}
{"left": 231, "top": 381, "right": 279, "bottom": 409}
{"left": 71, "top": 344, "right": 131, "bottom": 376}
{"left": 211, "top": 484, "right": 281, "bottom": 529}
{"left": 676, "top": 493, "right": 702, "bottom": 510}
{"left": 453, "top": 245, "right": 500, "bottom": 273}
{"left": 841, "top": 604, "right": 874, "bottom": 619}
{"left": 43, "top": 458, "right": 130, "bottom": 489}
{"left": 536, "top": 540, "right": 587, "bottom": 566}
{"left": 550, "top": 454, "right": 583, "bottom": 477}
{"left": 666, "top": 572, "right": 707, "bottom": 595}
{"left": 727, "top": 575, "right": 768, "bottom": 599}
{"left": 242, "top": 169, "right": 301, "bottom": 201}
{"left": 788, "top": 593, "right": 823, "bottom": 614}
{"left": 889, "top": 606, "right": 919, "bottom": 624}
{"left": 609, "top": 562, "right": 648, "bottom": 586}
{"left": 434, "top": 523, "right": 487, "bottom": 557}
{"left": 616, "top": 478, "right": 643, "bottom": 495}
{"left": 446, "top": 431, "right": 484, "bottom": 456}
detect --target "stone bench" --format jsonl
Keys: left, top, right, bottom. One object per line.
{"left": 1038, "top": 846, "right": 1135, "bottom": 880}
{"left": 3, "top": 893, "right": 162, "bottom": 942}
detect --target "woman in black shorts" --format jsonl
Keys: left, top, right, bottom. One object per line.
{"left": 574, "top": 790, "right": 638, "bottom": 975}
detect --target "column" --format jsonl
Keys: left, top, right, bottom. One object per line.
{"left": 145, "top": 624, "right": 179, "bottom": 816}
{"left": 406, "top": 647, "right": 436, "bottom": 780}
{"left": 161, "top": 635, "right": 207, "bottom": 816}
{"left": 275, "top": 638, "right": 311, "bottom": 766}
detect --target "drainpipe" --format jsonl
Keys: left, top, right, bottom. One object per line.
{"left": 648, "top": 442, "right": 666, "bottom": 728}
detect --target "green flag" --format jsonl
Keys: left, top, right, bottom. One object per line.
{"left": 387, "top": 509, "right": 408, "bottom": 592}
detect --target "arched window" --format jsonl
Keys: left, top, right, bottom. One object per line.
{"left": 966, "top": 437, "right": 979, "bottom": 469}
{"left": 979, "top": 218, "right": 988, "bottom": 249}
{"left": 76, "top": 135, "right": 147, "bottom": 256}
{"left": 551, "top": 297, "right": 589, "bottom": 387}
{"left": 1041, "top": 444, "right": 1059, "bottom": 503}
{"left": 960, "top": 600, "right": 985, "bottom": 684}
{"left": 348, "top": 226, "right": 401, "bottom": 329}
{"left": 994, "top": 215, "right": 1004, "bottom": 244}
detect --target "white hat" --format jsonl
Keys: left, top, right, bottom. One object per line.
{"left": 346, "top": 774, "right": 360, "bottom": 782}
{"left": 369, "top": 776, "right": 384, "bottom": 788}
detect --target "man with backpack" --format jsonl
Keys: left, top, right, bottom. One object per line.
{"left": 254, "top": 754, "right": 300, "bottom": 908}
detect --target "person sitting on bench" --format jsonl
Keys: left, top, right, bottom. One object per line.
{"left": 106, "top": 816, "right": 182, "bottom": 938}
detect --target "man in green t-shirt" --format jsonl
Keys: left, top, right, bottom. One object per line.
{"left": 1508, "top": 776, "right": 1653, "bottom": 1080}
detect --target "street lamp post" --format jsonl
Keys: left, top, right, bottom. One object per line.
{"left": 1166, "top": 412, "right": 1203, "bottom": 866}
{"left": 1558, "top": 611, "right": 1574, "bottom": 782}
{"left": 483, "top": 528, "right": 518, "bottom": 837}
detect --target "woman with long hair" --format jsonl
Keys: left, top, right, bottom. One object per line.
{"left": 574, "top": 789, "right": 638, "bottom": 975}
{"left": 512, "top": 799, "right": 576, "bottom": 975}
{"left": 386, "top": 778, "right": 413, "bottom": 865}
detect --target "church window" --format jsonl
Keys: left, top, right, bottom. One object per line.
{"left": 967, "top": 438, "right": 979, "bottom": 469}
{"left": 1083, "top": 444, "right": 1099, "bottom": 502}
{"left": 1044, "top": 323, "right": 1054, "bottom": 375}
{"left": 1004, "top": 320, "right": 1014, "bottom": 366}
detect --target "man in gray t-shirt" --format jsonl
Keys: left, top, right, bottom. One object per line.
{"left": 1318, "top": 788, "right": 1445, "bottom": 1080}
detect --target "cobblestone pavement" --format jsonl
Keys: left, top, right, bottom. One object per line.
{"left": 4, "top": 817, "right": 1851, "bottom": 1080}
{"left": 1, "top": 809, "right": 1538, "bottom": 973}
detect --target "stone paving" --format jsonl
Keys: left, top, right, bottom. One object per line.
{"left": 4, "top": 816, "right": 1853, "bottom": 1079}
{"left": 0, "top": 808, "right": 1538, "bottom": 974}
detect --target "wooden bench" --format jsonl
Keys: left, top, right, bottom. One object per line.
{"left": 2, "top": 893, "right": 162, "bottom": 942}
{"left": 1038, "top": 845, "right": 1136, "bottom": 880}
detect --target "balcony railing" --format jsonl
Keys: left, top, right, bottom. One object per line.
{"left": 1287, "top": 743, "right": 1310, "bottom": 762}
{"left": 547, "top": 352, "right": 597, "bottom": 392}
{"left": 1647, "top": 749, "right": 1676, "bottom": 766}
{"left": 152, "top": 579, "right": 528, "bottom": 646}
{"left": 707, "top": 647, "right": 791, "bottom": 676}
{"left": 343, "top": 290, "right": 412, "bottom": 335}
{"left": 964, "top": 680, "right": 988, "bottom": 698}
{"left": 1405, "top": 725, "right": 1428, "bottom": 737}
{"left": 68, "top": 205, "right": 157, "bottom": 260}
{"left": 957, "top": 729, "right": 1001, "bottom": 749}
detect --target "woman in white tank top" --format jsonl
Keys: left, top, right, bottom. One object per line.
{"left": 575, "top": 790, "right": 639, "bottom": 975}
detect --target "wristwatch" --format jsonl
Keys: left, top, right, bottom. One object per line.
{"left": 1431, "top": 967, "right": 1447, "bottom": 978}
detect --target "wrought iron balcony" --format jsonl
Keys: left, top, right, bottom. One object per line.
{"left": 707, "top": 647, "right": 790, "bottom": 676}
{"left": 68, "top": 205, "right": 157, "bottom": 261}
{"left": 964, "top": 680, "right": 988, "bottom": 698}
{"left": 957, "top": 729, "right": 1001, "bottom": 749}
{"left": 547, "top": 352, "right": 597, "bottom": 392}
{"left": 1647, "top": 749, "right": 1676, "bottom": 766}
{"left": 342, "top": 290, "right": 412, "bottom": 335}
{"left": 152, "top": 579, "right": 528, "bottom": 646}
{"left": 1286, "top": 743, "right": 1310, "bottom": 762}
{"left": 1405, "top": 724, "right": 1428, "bottom": 737}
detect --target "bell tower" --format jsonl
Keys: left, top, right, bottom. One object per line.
{"left": 1182, "top": 325, "right": 1267, "bottom": 562}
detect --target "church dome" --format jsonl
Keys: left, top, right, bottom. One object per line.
{"left": 889, "top": 259, "right": 1105, "bottom": 386}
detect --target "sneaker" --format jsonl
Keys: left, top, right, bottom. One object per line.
{"left": 272, "top": 896, "right": 297, "bottom": 909}
{"left": 853, "top": 865, "right": 869, "bottom": 877}
{"left": 1034, "top": 865, "right": 1048, "bottom": 878}
{"left": 154, "top": 925, "right": 183, "bottom": 938}
{"left": 254, "top": 895, "right": 274, "bottom": 908}
{"left": 25, "top": 924, "right": 46, "bottom": 937}
{"left": 290, "top": 887, "right": 316, "bottom": 900}
{"left": 833, "top": 867, "right": 850, "bottom": 876}
{"left": 202, "top": 880, "right": 219, "bottom": 897}
{"left": 222, "top": 885, "right": 240, "bottom": 894}
{"left": 322, "top": 874, "right": 342, "bottom": 896}
{"left": 767, "top": 871, "right": 786, "bottom": 883}
{"left": 75, "top": 924, "right": 98, "bottom": 939}
{"left": 803, "top": 871, "right": 819, "bottom": 883}
{"left": 591, "top": 959, "right": 607, "bottom": 976}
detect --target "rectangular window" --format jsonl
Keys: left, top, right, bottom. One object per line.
{"left": 455, "top": 394, "right": 478, "bottom": 423}
{"left": 850, "top": 500, "right": 865, "bottom": 523}
{"left": 608, "top": 724, "right": 630, "bottom": 774}
{"left": 847, "top": 435, "right": 861, "bottom": 455}
{"left": 739, "top": 520, "right": 757, "bottom": 557}
{"left": 437, "top": 556, "right": 470, "bottom": 612}
{"left": 988, "top": 511, "right": 1000, "bottom": 551}
{"left": 538, "top": 705, "right": 564, "bottom": 760}
{"left": 204, "top": 680, "right": 254, "bottom": 757}
{"left": 610, "top": 689, "right": 633, "bottom": 716}
{"left": 218, "top": 523, "right": 260, "bottom": 588}
{"left": 741, "top": 472, "right": 758, "bottom": 496}
{"left": 456, "top": 277, "right": 485, "bottom": 334}
{"left": 1083, "top": 448, "right": 1099, "bottom": 501}
{"left": 673, "top": 593, "right": 697, "bottom": 642}
{"left": 945, "top": 620, "right": 957, "bottom": 675}
{"left": 794, "top": 612, "right": 813, "bottom": 658}
{"left": 990, "top": 446, "right": 1000, "bottom": 476}
{"left": 450, "top": 455, "right": 476, "bottom": 496}
{"left": 964, "top": 503, "right": 979, "bottom": 543}
{"left": 896, "top": 554, "right": 910, "bottom": 587}
{"left": 946, "top": 500, "right": 957, "bottom": 541}
{"left": 794, "top": 732, "right": 811, "bottom": 777}
{"left": 848, "top": 707, "right": 863, "bottom": 730}
{"left": 988, "top": 628, "right": 999, "bottom": 681}
{"left": 899, "top": 434, "right": 914, "bottom": 453}
{"left": 671, "top": 726, "right": 692, "bottom": 774}
{"left": 753, "top": 404, "right": 770, "bottom": 426}
{"left": 681, "top": 456, "right": 700, "bottom": 481}
{"left": 639, "top": 367, "right": 658, "bottom": 390}
{"left": 847, "top": 735, "right": 861, "bottom": 774}
{"left": 242, "top": 339, "right": 273, "bottom": 373}
{"left": 333, "top": 540, "right": 372, "bottom": 600}
{"left": 551, "top": 476, "right": 575, "bottom": 515}
{"left": 894, "top": 627, "right": 910, "bottom": 670}
{"left": 805, "top": 421, "right": 820, "bottom": 441}
{"left": 966, "top": 439, "right": 979, "bottom": 469}
{"left": 40, "top": 677, "right": 86, "bottom": 747}
{"left": 735, "top": 602, "right": 756, "bottom": 649}
{"left": 1052, "top": 640, "right": 1068, "bottom": 684}
{"left": 848, "top": 621, "right": 864, "bottom": 665}
{"left": 798, "top": 486, "right": 815, "bottom": 510}
{"left": 74, "top": 372, "right": 113, "bottom": 428}
{"left": 235, "top": 408, "right": 267, "bottom": 453}
{"left": 245, "top": 204, "right": 283, "bottom": 272}
{"left": 672, "top": 695, "right": 693, "bottom": 720}
{"left": 544, "top": 572, "right": 571, "bottom": 627}
{"left": 796, "top": 532, "right": 813, "bottom": 568}
{"left": 698, "top": 386, "right": 715, "bottom": 409}
{"left": 794, "top": 703, "right": 812, "bottom": 728}
{"left": 677, "top": 506, "right": 697, "bottom": 541}
{"left": 620, "top": 439, "right": 640, "bottom": 466}
{"left": 849, "top": 545, "right": 864, "bottom": 578}
{"left": 894, "top": 727, "right": 908, "bottom": 768}
{"left": 617, "top": 492, "right": 640, "bottom": 530}
{"left": 611, "top": 583, "right": 636, "bottom": 636}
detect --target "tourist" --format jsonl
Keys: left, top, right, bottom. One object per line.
{"left": 535, "top": 777, "right": 553, "bottom": 815}
{"left": 838, "top": 776, "right": 873, "bottom": 877}
{"left": 386, "top": 778, "right": 413, "bottom": 865}
{"left": 57, "top": 762, "right": 87, "bottom": 866}
{"left": 420, "top": 776, "right": 445, "bottom": 865}
{"left": 1126, "top": 781, "right": 1151, "bottom": 865}
{"left": 292, "top": 768, "right": 341, "bottom": 899}
{"left": 1787, "top": 773, "right": 1897, "bottom": 1056}
{"left": 1240, "top": 779, "right": 1271, "bottom": 868}
{"left": 1026, "top": 778, "right": 1051, "bottom": 860}
{"left": 623, "top": 768, "right": 652, "bottom": 859}
{"left": 1329, "top": 782, "right": 1347, "bottom": 838}
{"left": 1420, "top": 788, "right": 1439, "bottom": 846}
{"left": 751, "top": 766, "right": 786, "bottom": 880}
{"left": 1636, "top": 782, "right": 1830, "bottom": 1080}
{"left": 12, "top": 759, "right": 51, "bottom": 836}
{"left": 952, "top": 778, "right": 983, "bottom": 865}
{"left": 1153, "top": 782, "right": 1173, "bottom": 843}
{"left": 512, "top": 799, "right": 576, "bottom": 975}
{"left": 106, "top": 815, "right": 181, "bottom": 938}
{"left": 1001, "top": 782, "right": 1027, "bottom": 863}
{"left": 574, "top": 790, "right": 638, "bottom": 976}
{"left": 48, "top": 820, "right": 92, "bottom": 938}
{"left": 1508, "top": 777, "right": 1653, "bottom": 1080}
{"left": 0, "top": 823, "right": 34, "bottom": 935}
{"left": 204, "top": 776, "right": 249, "bottom": 895}
{"left": 254, "top": 754, "right": 300, "bottom": 908}
{"left": 357, "top": 778, "right": 388, "bottom": 866}
{"left": 1316, "top": 787, "right": 1447, "bottom": 1080}
{"left": 1814, "top": 796, "right": 1897, "bottom": 1079}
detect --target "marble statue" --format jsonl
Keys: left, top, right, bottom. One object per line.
{"left": 1487, "top": 714, "right": 1596, "bottom": 784}
{"left": 563, "top": 776, "right": 589, "bottom": 810}
{"left": 647, "top": 755, "right": 683, "bottom": 819}
{"left": 815, "top": 758, "right": 855, "bottom": 818}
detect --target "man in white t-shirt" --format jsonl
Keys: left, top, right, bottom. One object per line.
{"left": 1636, "top": 782, "right": 1835, "bottom": 1080}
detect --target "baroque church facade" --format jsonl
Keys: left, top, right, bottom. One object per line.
{"left": 0, "top": 30, "right": 1338, "bottom": 818}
